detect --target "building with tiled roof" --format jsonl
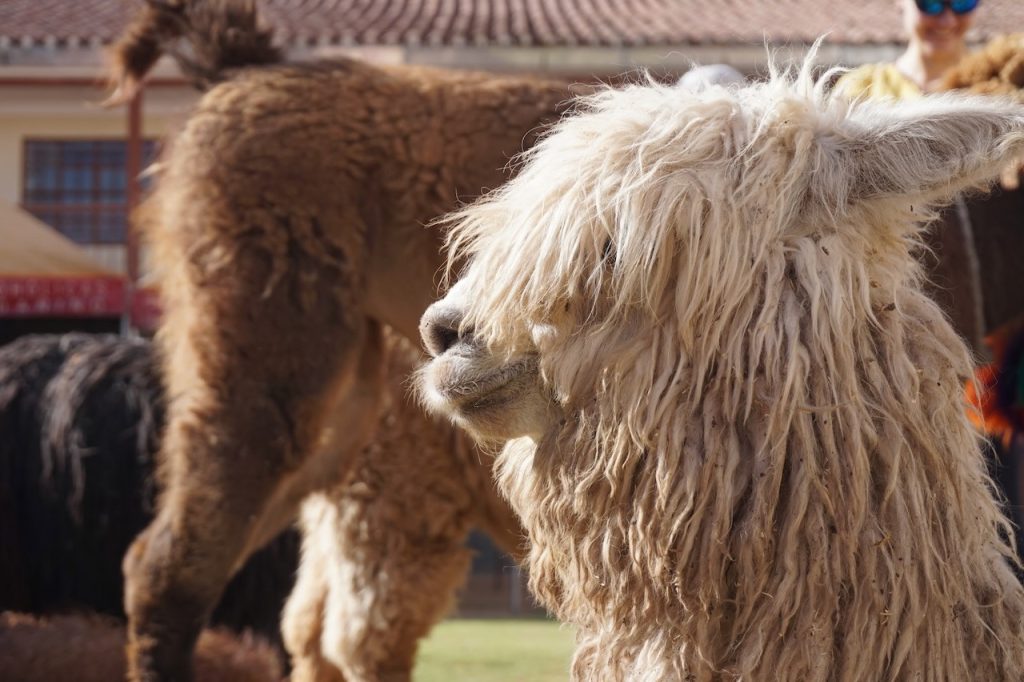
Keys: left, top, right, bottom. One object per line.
{"left": 2, "top": 0, "right": 1022, "bottom": 78}
{"left": 0, "top": 0, "right": 1022, "bottom": 330}
{"left": 3, "top": 0, "right": 1024, "bottom": 51}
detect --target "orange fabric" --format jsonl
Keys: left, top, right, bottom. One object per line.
{"left": 967, "top": 365, "right": 1012, "bottom": 444}
{"left": 966, "top": 317, "right": 1024, "bottom": 447}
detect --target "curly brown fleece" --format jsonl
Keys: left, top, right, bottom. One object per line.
{"left": 941, "top": 33, "right": 1024, "bottom": 97}
{"left": 108, "top": 2, "right": 567, "bottom": 680}
{"left": 0, "top": 612, "right": 282, "bottom": 682}
{"left": 282, "top": 333, "right": 523, "bottom": 682}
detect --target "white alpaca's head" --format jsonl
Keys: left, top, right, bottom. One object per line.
{"left": 422, "top": 70, "right": 1024, "bottom": 444}
{"left": 419, "top": 65, "right": 1024, "bottom": 680}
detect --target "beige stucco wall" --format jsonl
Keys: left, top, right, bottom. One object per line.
{"left": 0, "top": 84, "right": 197, "bottom": 203}
{"left": 0, "top": 83, "right": 197, "bottom": 273}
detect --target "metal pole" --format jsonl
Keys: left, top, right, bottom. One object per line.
{"left": 121, "top": 89, "right": 143, "bottom": 336}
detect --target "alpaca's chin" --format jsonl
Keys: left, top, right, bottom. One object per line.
{"left": 420, "top": 351, "right": 556, "bottom": 443}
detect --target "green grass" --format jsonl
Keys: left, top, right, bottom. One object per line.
{"left": 414, "top": 619, "right": 574, "bottom": 682}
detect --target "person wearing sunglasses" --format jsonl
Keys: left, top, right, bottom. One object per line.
{"left": 840, "top": 0, "right": 980, "bottom": 99}
{"left": 839, "top": 0, "right": 988, "bottom": 353}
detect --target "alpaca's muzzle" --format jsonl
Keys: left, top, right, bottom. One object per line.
{"left": 420, "top": 302, "right": 469, "bottom": 357}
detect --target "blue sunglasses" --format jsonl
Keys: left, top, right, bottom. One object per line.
{"left": 915, "top": 0, "right": 980, "bottom": 15}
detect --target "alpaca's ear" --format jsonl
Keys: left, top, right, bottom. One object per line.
{"left": 823, "top": 96, "right": 1024, "bottom": 205}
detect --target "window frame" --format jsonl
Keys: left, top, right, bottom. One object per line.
{"left": 20, "top": 137, "right": 157, "bottom": 245}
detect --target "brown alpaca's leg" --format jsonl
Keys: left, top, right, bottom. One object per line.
{"left": 306, "top": 337, "right": 524, "bottom": 682}
{"left": 125, "top": 304, "right": 385, "bottom": 682}
{"left": 312, "top": 443, "right": 474, "bottom": 682}
{"left": 123, "top": 409, "right": 287, "bottom": 681}
{"left": 318, "top": 508, "right": 473, "bottom": 682}
{"left": 283, "top": 495, "right": 347, "bottom": 682}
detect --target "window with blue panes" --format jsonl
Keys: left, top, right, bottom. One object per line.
{"left": 22, "top": 139, "right": 158, "bottom": 245}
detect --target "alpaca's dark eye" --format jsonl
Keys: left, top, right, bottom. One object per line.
{"left": 601, "top": 239, "right": 616, "bottom": 266}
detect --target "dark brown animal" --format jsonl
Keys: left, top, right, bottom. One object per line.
{"left": 0, "top": 333, "right": 297, "bottom": 652}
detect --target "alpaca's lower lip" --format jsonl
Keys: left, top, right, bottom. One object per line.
{"left": 433, "top": 355, "right": 538, "bottom": 407}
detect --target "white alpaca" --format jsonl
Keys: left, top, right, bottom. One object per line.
{"left": 419, "top": 64, "right": 1024, "bottom": 680}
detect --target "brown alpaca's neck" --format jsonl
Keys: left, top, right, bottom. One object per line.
{"left": 363, "top": 75, "right": 570, "bottom": 343}
{"left": 364, "top": 218, "right": 446, "bottom": 343}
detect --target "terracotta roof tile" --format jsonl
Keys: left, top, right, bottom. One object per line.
{"left": 1, "top": 0, "right": 1022, "bottom": 49}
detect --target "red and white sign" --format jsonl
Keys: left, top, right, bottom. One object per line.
{"left": 0, "top": 276, "right": 125, "bottom": 317}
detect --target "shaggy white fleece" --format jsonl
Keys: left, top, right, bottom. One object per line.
{"left": 421, "top": 60, "right": 1024, "bottom": 681}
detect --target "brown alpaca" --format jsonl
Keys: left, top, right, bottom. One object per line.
{"left": 108, "top": 2, "right": 566, "bottom": 680}
{"left": 0, "top": 612, "right": 282, "bottom": 682}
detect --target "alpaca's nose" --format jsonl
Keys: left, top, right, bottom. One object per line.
{"left": 420, "top": 302, "right": 467, "bottom": 357}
